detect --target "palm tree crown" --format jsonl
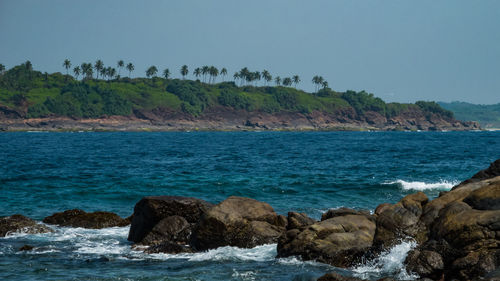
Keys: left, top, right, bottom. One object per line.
{"left": 126, "top": 63, "right": 134, "bottom": 77}
{"left": 163, "top": 68, "right": 170, "bottom": 79}
{"left": 180, "top": 65, "right": 189, "bottom": 79}
{"left": 117, "top": 60, "right": 124, "bottom": 77}
{"left": 146, "top": 66, "right": 158, "bottom": 78}
{"left": 63, "top": 59, "right": 71, "bottom": 75}
{"left": 73, "top": 66, "right": 81, "bottom": 79}
{"left": 94, "top": 60, "right": 104, "bottom": 79}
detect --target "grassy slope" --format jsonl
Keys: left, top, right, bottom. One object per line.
{"left": 439, "top": 102, "right": 500, "bottom": 128}
{"left": 0, "top": 62, "right": 454, "bottom": 122}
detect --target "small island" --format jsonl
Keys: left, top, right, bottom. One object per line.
{"left": 0, "top": 60, "right": 479, "bottom": 132}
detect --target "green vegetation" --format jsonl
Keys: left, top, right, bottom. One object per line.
{"left": 439, "top": 101, "right": 500, "bottom": 128}
{"left": 0, "top": 61, "right": 455, "bottom": 121}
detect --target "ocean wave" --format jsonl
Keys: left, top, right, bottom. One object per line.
{"left": 385, "top": 179, "right": 458, "bottom": 191}
{"left": 149, "top": 244, "right": 277, "bottom": 262}
{"left": 352, "top": 240, "right": 418, "bottom": 280}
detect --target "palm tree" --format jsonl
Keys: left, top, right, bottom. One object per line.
{"left": 202, "top": 66, "right": 209, "bottom": 82}
{"left": 117, "top": 60, "right": 124, "bottom": 77}
{"left": 275, "top": 76, "right": 281, "bottom": 86}
{"left": 312, "top": 75, "right": 322, "bottom": 92}
{"left": 253, "top": 71, "right": 261, "bottom": 86}
{"left": 163, "top": 68, "right": 170, "bottom": 79}
{"left": 233, "top": 72, "right": 240, "bottom": 84}
{"left": 180, "top": 65, "right": 189, "bottom": 79}
{"left": 209, "top": 66, "right": 218, "bottom": 84}
{"left": 100, "top": 67, "right": 107, "bottom": 80}
{"left": 220, "top": 68, "right": 227, "bottom": 81}
{"left": 0, "top": 64, "right": 5, "bottom": 75}
{"left": 94, "top": 60, "right": 104, "bottom": 79}
{"left": 239, "top": 67, "right": 250, "bottom": 85}
{"left": 81, "top": 63, "right": 93, "bottom": 79}
{"left": 282, "top": 77, "right": 292, "bottom": 87}
{"left": 126, "top": 63, "right": 134, "bottom": 77}
{"left": 262, "top": 70, "right": 272, "bottom": 85}
{"left": 73, "top": 66, "right": 81, "bottom": 79}
{"left": 146, "top": 66, "right": 158, "bottom": 78}
{"left": 63, "top": 59, "right": 71, "bottom": 76}
{"left": 322, "top": 80, "right": 328, "bottom": 89}
{"left": 292, "top": 75, "right": 300, "bottom": 88}
{"left": 194, "top": 67, "right": 201, "bottom": 80}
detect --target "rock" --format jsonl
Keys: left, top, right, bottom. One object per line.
{"left": 0, "top": 214, "right": 53, "bottom": 237}
{"left": 463, "top": 181, "right": 500, "bottom": 210}
{"left": 317, "top": 272, "right": 366, "bottom": 281}
{"left": 192, "top": 196, "right": 286, "bottom": 250}
{"left": 373, "top": 192, "right": 429, "bottom": 249}
{"left": 405, "top": 249, "right": 444, "bottom": 280}
{"left": 287, "top": 212, "right": 316, "bottom": 230}
{"left": 43, "top": 209, "right": 129, "bottom": 229}
{"left": 128, "top": 196, "right": 213, "bottom": 243}
{"left": 145, "top": 241, "right": 194, "bottom": 254}
{"left": 18, "top": 244, "right": 34, "bottom": 251}
{"left": 454, "top": 159, "right": 500, "bottom": 188}
{"left": 277, "top": 214, "right": 376, "bottom": 268}
{"left": 140, "top": 215, "right": 191, "bottom": 246}
{"left": 321, "top": 208, "right": 371, "bottom": 221}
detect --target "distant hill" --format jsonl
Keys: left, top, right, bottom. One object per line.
{"left": 0, "top": 62, "right": 478, "bottom": 131}
{"left": 438, "top": 102, "right": 500, "bottom": 129}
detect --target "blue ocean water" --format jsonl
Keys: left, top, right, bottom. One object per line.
{"left": 0, "top": 131, "right": 499, "bottom": 280}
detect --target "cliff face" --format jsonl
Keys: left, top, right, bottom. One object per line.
{"left": 0, "top": 105, "right": 479, "bottom": 131}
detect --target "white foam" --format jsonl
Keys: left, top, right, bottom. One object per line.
{"left": 386, "top": 179, "right": 458, "bottom": 191}
{"left": 149, "top": 244, "right": 277, "bottom": 262}
{"left": 352, "top": 240, "right": 418, "bottom": 280}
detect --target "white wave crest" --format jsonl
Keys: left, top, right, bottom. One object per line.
{"left": 150, "top": 244, "right": 277, "bottom": 262}
{"left": 352, "top": 240, "right": 418, "bottom": 280}
{"left": 386, "top": 179, "right": 458, "bottom": 191}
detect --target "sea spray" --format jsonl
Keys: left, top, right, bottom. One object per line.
{"left": 352, "top": 240, "right": 418, "bottom": 280}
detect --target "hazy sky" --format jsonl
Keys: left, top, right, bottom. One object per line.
{"left": 1, "top": 0, "right": 499, "bottom": 104}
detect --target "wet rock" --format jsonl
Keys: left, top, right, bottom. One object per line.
{"left": 140, "top": 215, "right": 191, "bottom": 246}
{"left": 0, "top": 214, "right": 53, "bottom": 237}
{"left": 287, "top": 212, "right": 316, "bottom": 230}
{"left": 128, "top": 196, "right": 213, "bottom": 243}
{"left": 43, "top": 209, "right": 129, "bottom": 229}
{"left": 317, "top": 272, "right": 366, "bottom": 281}
{"left": 277, "top": 214, "right": 376, "bottom": 268}
{"left": 373, "top": 192, "right": 429, "bottom": 249}
{"left": 405, "top": 249, "right": 444, "bottom": 280}
{"left": 192, "top": 196, "right": 286, "bottom": 250}
{"left": 321, "top": 208, "right": 371, "bottom": 221}
{"left": 145, "top": 241, "right": 194, "bottom": 254}
{"left": 18, "top": 244, "right": 34, "bottom": 251}
{"left": 463, "top": 182, "right": 500, "bottom": 210}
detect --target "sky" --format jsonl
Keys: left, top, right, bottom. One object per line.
{"left": 0, "top": 0, "right": 499, "bottom": 104}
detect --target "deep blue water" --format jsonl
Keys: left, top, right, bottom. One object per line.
{"left": 0, "top": 131, "right": 499, "bottom": 280}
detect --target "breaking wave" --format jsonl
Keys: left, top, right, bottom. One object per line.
{"left": 386, "top": 179, "right": 458, "bottom": 191}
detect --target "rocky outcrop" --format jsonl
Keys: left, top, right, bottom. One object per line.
{"left": 453, "top": 159, "right": 500, "bottom": 189}
{"left": 1, "top": 214, "right": 53, "bottom": 237}
{"left": 373, "top": 192, "right": 429, "bottom": 250}
{"left": 192, "top": 196, "right": 287, "bottom": 250}
{"left": 127, "top": 196, "right": 213, "bottom": 245}
{"left": 286, "top": 212, "right": 316, "bottom": 230}
{"left": 277, "top": 209, "right": 376, "bottom": 268}
{"left": 403, "top": 168, "right": 500, "bottom": 280}
{"left": 43, "top": 209, "right": 129, "bottom": 229}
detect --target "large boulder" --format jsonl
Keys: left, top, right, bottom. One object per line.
{"left": 128, "top": 196, "right": 213, "bottom": 243}
{"left": 1, "top": 214, "right": 53, "bottom": 237}
{"left": 140, "top": 215, "right": 191, "bottom": 246}
{"left": 373, "top": 192, "right": 429, "bottom": 250}
{"left": 287, "top": 212, "right": 316, "bottom": 230}
{"left": 191, "top": 196, "right": 287, "bottom": 250}
{"left": 43, "top": 209, "right": 129, "bottom": 229}
{"left": 277, "top": 211, "right": 376, "bottom": 268}
{"left": 404, "top": 169, "right": 500, "bottom": 280}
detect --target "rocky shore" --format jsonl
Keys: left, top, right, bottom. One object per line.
{"left": 0, "top": 106, "right": 480, "bottom": 131}
{"left": 1, "top": 160, "right": 498, "bottom": 280}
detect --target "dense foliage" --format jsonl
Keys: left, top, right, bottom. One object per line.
{"left": 0, "top": 62, "right": 455, "bottom": 120}
{"left": 439, "top": 101, "right": 500, "bottom": 128}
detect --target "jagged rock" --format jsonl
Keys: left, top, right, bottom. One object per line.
{"left": 321, "top": 207, "right": 371, "bottom": 221}
{"left": 144, "top": 241, "right": 194, "bottom": 254}
{"left": 0, "top": 214, "right": 53, "bottom": 237}
{"left": 403, "top": 161, "right": 500, "bottom": 281}
{"left": 277, "top": 213, "right": 376, "bottom": 268}
{"left": 43, "top": 209, "right": 129, "bottom": 229}
{"left": 18, "top": 244, "right": 35, "bottom": 251}
{"left": 140, "top": 215, "right": 191, "bottom": 246}
{"left": 287, "top": 212, "right": 316, "bottom": 230}
{"left": 128, "top": 196, "right": 213, "bottom": 243}
{"left": 454, "top": 159, "right": 500, "bottom": 188}
{"left": 373, "top": 192, "right": 429, "bottom": 249}
{"left": 317, "top": 272, "right": 366, "bottom": 281}
{"left": 191, "top": 196, "right": 287, "bottom": 250}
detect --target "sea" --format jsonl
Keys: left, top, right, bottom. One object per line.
{"left": 1, "top": 131, "right": 499, "bottom": 280}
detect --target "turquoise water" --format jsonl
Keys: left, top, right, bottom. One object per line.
{"left": 1, "top": 131, "right": 499, "bottom": 280}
